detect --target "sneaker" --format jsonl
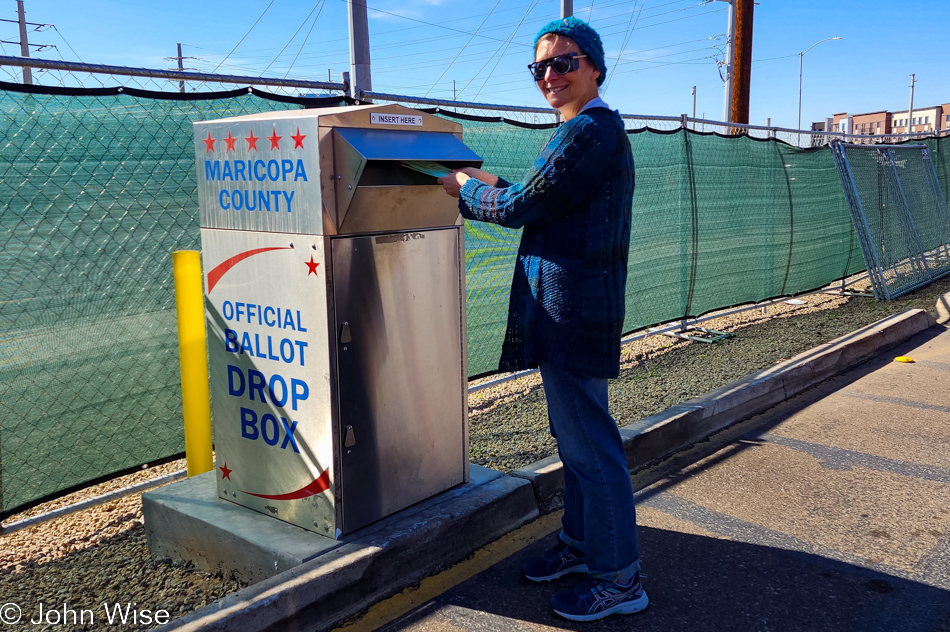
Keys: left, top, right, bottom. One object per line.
{"left": 521, "top": 543, "right": 588, "bottom": 582}
{"left": 550, "top": 574, "right": 649, "bottom": 622}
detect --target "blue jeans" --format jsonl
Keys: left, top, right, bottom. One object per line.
{"left": 539, "top": 361, "right": 641, "bottom": 584}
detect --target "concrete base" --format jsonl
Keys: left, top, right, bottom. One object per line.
{"left": 143, "top": 471, "right": 343, "bottom": 583}
{"left": 143, "top": 464, "right": 532, "bottom": 586}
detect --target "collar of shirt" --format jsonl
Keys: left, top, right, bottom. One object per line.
{"left": 579, "top": 96, "right": 610, "bottom": 114}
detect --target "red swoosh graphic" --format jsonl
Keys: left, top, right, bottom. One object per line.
{"left": 241, "top": 469, "right": 330, "bottom": 500}
{"left": 207, "top": 247, "right": 291, "bottom": 293}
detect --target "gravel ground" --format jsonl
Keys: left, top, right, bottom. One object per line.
{"left": 2, "top": 275, "right": 948, "bottom": 631}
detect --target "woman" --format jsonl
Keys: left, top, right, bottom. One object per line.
{"left": 438, "top": 16, "right": 645, "bottom": 623}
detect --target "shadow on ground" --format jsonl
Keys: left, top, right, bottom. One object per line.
{"left": 380, "top": 526, "right": 950, "bottom": 632}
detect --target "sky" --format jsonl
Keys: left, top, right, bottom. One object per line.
{"left": 2, "top": 0, "right": 948, "bottom": 130}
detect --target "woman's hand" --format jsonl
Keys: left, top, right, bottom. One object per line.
{"left": 437, "top": 170, "right": 471, "bottom": 198}
{"left": 458, "top": 167, "right": 500, "bottom": 187}
{"left": 438, "top": 167, "right": 501, "bottom": 198}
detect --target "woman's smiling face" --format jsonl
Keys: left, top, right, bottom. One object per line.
{"left": 534, "top": 35, "right": 601, "bottom": 118}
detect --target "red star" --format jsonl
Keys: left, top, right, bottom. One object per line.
{"left": 219, "top": 463, "right": 232, "bottom": 480}
{"left": 306, "top": 255, "right": 320, "bottom": 276}
{"left": 245, "top": 130, "right": 259, "bottom": 151}
{"left": 291, "top": 127, "right": 306, "bottom": 150}
{"left": 223, "top": 130, "right": 237, "bottom": 152}
{"left": 268, "top": 128, "right": 282, "bottom": 150}
{"left": 203, "top": 132, "right": 215, "bottom": 153}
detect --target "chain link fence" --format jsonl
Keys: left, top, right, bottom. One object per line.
{"left": 1, "top": 57, "right": 949, "bottom": 519}
{"left": 831, "top": 142, "right": 950, "bottom": 300}
{"left": 0, "top": 63, "right": 353, "bottom": 518}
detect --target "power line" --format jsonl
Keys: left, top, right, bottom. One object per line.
{"left": 455, "top": 0, "right": 541, "bottom": 100}
{"left": 370, "top": 1, "right": 725, "bottom": 68}
{"left": 591, "top": 0, "right": 713, "bottom": 24}
{"left": 370, "top": 26, "right": 719, "bottom": 77}
{"left": 595, "top": 5, "right": 724, "bottom": 37}
{"left": 424, "top": 0, "right": 503, "bottom": 98}
{"left": 603, "top": 0, "right": 648, "bottom": 95}
{"left": 368, "top": 28, "right": 721, "bottom": 72}
{"left": 196, "top": 0, "right": 713, "bottom": 74}
{"left": 261, "top": 1, "right": 325, "bottom": 76}
{"left": 182, "top": 0, "right": 542, "bottom": 59}
{"left": 283, "top": 1, "right": 328, "bottom": 79}
{"left": 344, "top": 0, "right": 535, "bottom": 49}
{"left": 369, "top": 40, "right": 718, "bottom": 79}
{"left": 173, "top": 0, "right": 721, "bottom": 98}
{"left": 464, "top": 52, "right": 716, "bottom": 101}
{"left": 50, "top": 25, "right": 82, "bottom": 62}
{"left": 364, "top": 6, "right": 722, "bottom": 70}
{"left": 212, "top": 0, "right": 276, "bottom": 73}
{"left": 471, "top": 0, "right": 543, "bottom": 101}
{"left": 580, "top": 0, "right": 694, "bottom": 16}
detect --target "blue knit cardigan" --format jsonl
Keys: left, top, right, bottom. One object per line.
{"left": 459, "top": 107, "right": 634, "bottom": 379}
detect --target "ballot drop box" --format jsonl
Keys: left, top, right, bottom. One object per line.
{"left": 195, "top": 104, "right": 482, "bottom": 537}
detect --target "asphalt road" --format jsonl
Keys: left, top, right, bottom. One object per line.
{"left": 340, "top": 326, "right": 950, "bottom": 632}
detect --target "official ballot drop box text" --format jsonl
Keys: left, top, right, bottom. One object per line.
{"left": 195, "top": 104, "right": 482, "bottom": 537}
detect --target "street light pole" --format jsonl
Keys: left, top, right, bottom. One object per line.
{"left": 908, "top": 73, "right": 916, "bottom": 138}
{"left": 691, "top": 86, "right": 697, "bottom": 127}
{"left": 797, "top": 36, "right": 841, "bottom": 133}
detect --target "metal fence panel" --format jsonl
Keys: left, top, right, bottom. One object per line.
{"left": 831, "top": 141, "right": 950, "bottom": 300}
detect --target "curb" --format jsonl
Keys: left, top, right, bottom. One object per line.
{"left": 156, "top": 308, "right": 937, "bottom": 632}
{"left": 161, "top": 471, "right": 538, "bottom": 632}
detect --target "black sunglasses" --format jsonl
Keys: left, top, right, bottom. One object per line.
{"left": 528, "top": 52, "right": 588, "bottom": 81}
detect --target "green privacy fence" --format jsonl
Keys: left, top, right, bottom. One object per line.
{"left": 1, "top": 83, "right": 947, "bottom": 519}
{"left": 455, "top": 117, "right": 875, "bottom": 376}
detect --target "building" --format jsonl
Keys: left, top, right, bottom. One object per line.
{"left": 852, "top": 110, "right": 890, "bottom": 136}
{"left": 831, "top": 113, "right": 852, "bottom": 134}
{"left": 828, "top": 103, "right": 950, "bottom": 138}
{"left": 890, "top": 105, "right": 940, "bottom": 134}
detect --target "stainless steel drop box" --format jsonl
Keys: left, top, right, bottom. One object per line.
{"left": 195, "top": 104, "right": 481, "bottom": 538}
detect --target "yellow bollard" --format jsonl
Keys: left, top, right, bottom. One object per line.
{"left": 173, "top": 250, "right": 214, "bottom": 477}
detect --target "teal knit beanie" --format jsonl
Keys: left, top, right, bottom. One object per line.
{"left": 533, "top": 17, "right": 607, "bottom": 86}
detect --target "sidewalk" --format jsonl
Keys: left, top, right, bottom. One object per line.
{"left": 159, "top": 307, "right": 947, "bottom": 632}
{"left": 374, "top": 320, "right": 950, "bottom": 632}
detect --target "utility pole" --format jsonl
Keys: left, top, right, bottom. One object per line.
{"left": 691, "top": 86, "right": 696, "bottom": 130}
{"left": 907, "top": 73, "right": 916, "bottom": 137}
{"left": 347, "top": 0, "right": 372, "bottom": 101}
{"left": 175, "top": 43, "right": 185, "bottom": 93}
{"left": 17, "top": 0, "right": 31, "bottom": 85}
{"left": 561, "top": 0, "right": 572, "bottom": 18}
{"left": 731, "top": 0, "right": 754, "bottom": 125}
{"left": 164, "top": 44, "right": 198, "bottom": 93}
